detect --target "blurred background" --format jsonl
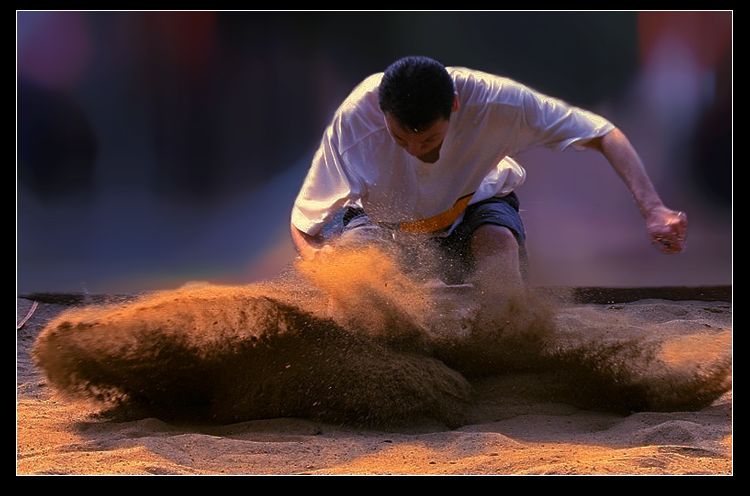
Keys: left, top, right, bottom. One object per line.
{"left": 17, "top": 11, "right": 731, "bottom": 293}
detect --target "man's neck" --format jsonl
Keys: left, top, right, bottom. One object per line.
{"left": 417, "top": 144, "right": 442, "bottom": 163}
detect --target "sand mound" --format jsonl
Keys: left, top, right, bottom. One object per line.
{"left": 633, "top": 420, "right": 705, "bottom": 445}
{"left": 546, "top": 339, "right": 730, "bottom": 413}
{"left": 33, "top": 285, "right": 470, "bottom": 427}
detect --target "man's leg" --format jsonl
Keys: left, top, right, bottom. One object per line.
{"left": 454, "top": 196, "right": 528, "bottom": 331}
{"left": 337, "top": 208, "right": 432, "bottom": 279}
{"left": 311, "top": 208, "right": 438, "bottom": 334}
{"left": 438, "top": 193, "right": 527, "bottom": 287}
{"left": 469, "top": 224, "right": 524, "bottom": 292}
{"left": 335, "top": 207, "right": 394, "bottom": 249}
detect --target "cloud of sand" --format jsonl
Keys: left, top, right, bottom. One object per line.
{"left": 296, "top": 246, "right": 437, "bottom": 351}
{"left": 33, "top": 244, "right": 731, "bottom": 426}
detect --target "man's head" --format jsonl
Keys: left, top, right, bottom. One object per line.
{"left": 379, "top": 56, "right": 458, "bottom": 162}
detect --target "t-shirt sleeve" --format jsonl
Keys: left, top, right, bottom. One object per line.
{"left": 291, "top": 117, "right": 362, "bottom": 236}
{"left": 512, "top": 84, "right": 615, "bottom": 153}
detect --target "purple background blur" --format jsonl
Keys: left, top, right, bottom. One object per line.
{"left": 17, "top": 12, "right": 731, "bottom": 293}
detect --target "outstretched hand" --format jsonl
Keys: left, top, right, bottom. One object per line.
{"left": 646, "top": 206, "right": 687, "bottom": 253}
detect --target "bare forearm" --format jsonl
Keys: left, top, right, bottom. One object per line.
{"left": 589, "top": 127, "right": 687, "bottom": 253}
{"left": 598, "top": 128, "right": 664, "bottom": 218}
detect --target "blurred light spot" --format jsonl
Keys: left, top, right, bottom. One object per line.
{"left": 18, "top": 12, "right": 92, "bottom": 90}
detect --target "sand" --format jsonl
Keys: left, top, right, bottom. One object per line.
{"left": 17, "top": 292, "right": 731, "bottom": 475}
{"left": 17, "top": 247, "right": 732, "bottom": 474}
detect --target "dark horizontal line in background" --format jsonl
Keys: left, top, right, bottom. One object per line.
{"left": 19, "top": 293, "right": 136, "bottom": 306}
{"left": 19, "top": 286, "right": 731, "bottom": 306}
{"left": 560, "top": 286, "right": 731, "bottom": 304}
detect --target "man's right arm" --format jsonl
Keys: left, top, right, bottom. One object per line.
{"left": 291, "top": 110, "right": 362, "bottom": 259}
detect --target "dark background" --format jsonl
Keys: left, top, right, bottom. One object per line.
{"left": 17, "top": 12, "right": 731, "bottom": 292}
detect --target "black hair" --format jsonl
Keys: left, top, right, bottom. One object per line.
{"left": 378, "top": 56, "right": 455, "bottom": 132}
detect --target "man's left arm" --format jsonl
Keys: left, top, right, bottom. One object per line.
{"left": 584, "top": 128, "right": 688, "bottom": 253}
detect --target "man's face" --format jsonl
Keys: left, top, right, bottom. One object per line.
{"left": 384, "top": 113, "right": 450, "bottom": 164}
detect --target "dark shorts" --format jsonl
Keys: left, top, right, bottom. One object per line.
{"left": 339, "top": 193, "right": 527, "bottom": 283}
{"left": 441, "top": 192, "right": 525, "bottom": 245}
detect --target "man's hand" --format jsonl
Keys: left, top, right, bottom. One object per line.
{"left": 305, "top": 244, "right": 335, "bottom": 261}
{"left": 594, "top": 129, "right": 688, "bottom": 255}
{"left": 646, "top": 206, "right": 687, "bottom": 253}
{"left": 290, "top": 223, "right": 334, "bottom": 260}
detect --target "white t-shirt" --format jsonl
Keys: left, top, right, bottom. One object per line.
{"left": 292, "top": 67, "right": 614, "bottom": 236}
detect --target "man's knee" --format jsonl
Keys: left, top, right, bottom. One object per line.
{"left": 338, "top": 224, "right": 392, "bottom": 249}
{"left": 471, "top": 224, "right": 519, "bottom": 253}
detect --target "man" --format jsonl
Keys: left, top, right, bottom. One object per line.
{"left": 290, "top": 56, "right": 687, "bottom": 289}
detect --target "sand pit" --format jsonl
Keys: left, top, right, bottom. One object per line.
{"left": 18, "top": 250, "right": 731, "bottom": 474}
